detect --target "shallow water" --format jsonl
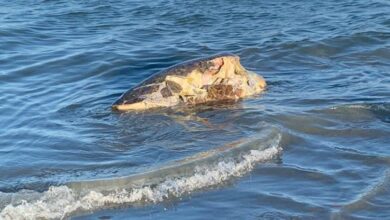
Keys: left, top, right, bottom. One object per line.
{"left": 1, "top": 0, "right": 389, "bottom": 219}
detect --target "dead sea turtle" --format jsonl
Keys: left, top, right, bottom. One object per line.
{"left": 112, "top": 53, "right": 266, "bottom": 111}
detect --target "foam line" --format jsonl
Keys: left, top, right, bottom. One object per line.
{"left": 1, "top": 128, "right": 282, "bottom": 220}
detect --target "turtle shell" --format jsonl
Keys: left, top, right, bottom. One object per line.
{"left": 112, "top": 53, "right": 266, "bottom": 111}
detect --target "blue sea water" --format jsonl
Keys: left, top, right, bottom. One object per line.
{"left": 0, "top": 0, "right": 389, "bottom": 219}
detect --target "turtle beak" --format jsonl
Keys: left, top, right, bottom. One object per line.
{"left": 112, "top": 104, "right": 121, "bottom": 111}
{"left": 112, "top": 104, "right": 128, "bottom": 111}
{"left": 112, "top": 97, "right": 125, "bottom": 110}
{"left": 112, "top": 104, "right": 120, "bottom": 110}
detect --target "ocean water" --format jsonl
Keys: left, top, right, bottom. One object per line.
{"left": 0, "top": 0, "right": 389, "bottom": 219}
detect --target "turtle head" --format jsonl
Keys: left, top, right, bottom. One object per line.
{"left": 112, "top": 84, "right": 161, "bottom": 111}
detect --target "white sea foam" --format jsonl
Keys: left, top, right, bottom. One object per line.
{"left": 0, "top": 131, "right": 282, "bottom": 220}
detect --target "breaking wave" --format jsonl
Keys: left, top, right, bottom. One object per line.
{"left": 0, "top": 128, "right": 282, "bottom": 220}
